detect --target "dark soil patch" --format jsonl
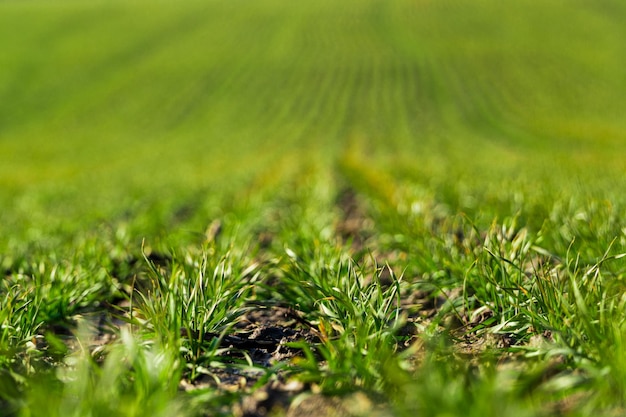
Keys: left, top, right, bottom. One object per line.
{"left": 181, "top": 307, "right": 320, "bottom": 391}
{"left": 334, "top": 187, "right": 374, "bottom": 253}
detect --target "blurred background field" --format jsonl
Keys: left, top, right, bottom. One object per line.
{"left": 2, "top": 0, "right": 625, "bottom": 246}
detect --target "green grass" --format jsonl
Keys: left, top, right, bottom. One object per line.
{"left": 1, "top": 0, "right": 626, "bottom": 415}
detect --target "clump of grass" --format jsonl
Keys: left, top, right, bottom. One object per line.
{"left": 267, "top": 246, "right": 404, "bottom": 393}
{"left": 1, "top": 258, "right": 115, "bottom": 383}
{"left": 21, "top": 326, "right": 184, "bottom": 417}
{"left": 131, "top": 242, "right": 260, "bottom": 381}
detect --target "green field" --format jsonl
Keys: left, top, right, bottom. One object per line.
{"left": 2, "top": 0, "right": 626, "bottom": 415}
